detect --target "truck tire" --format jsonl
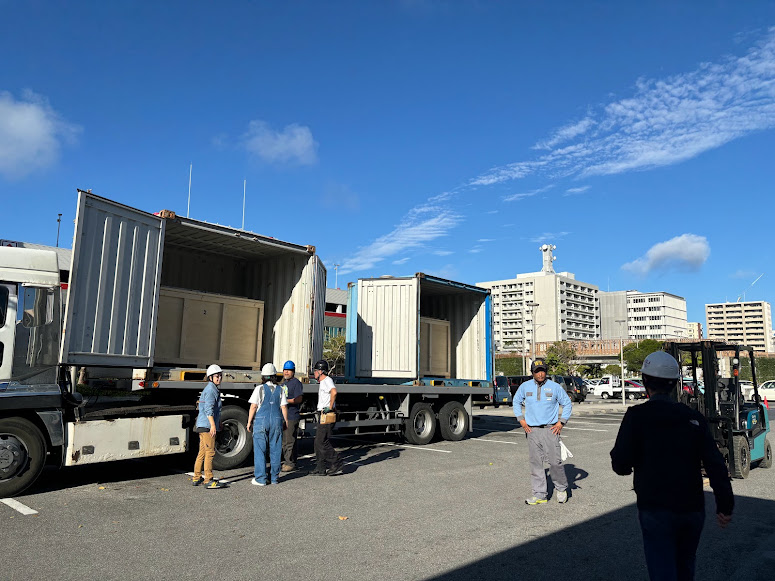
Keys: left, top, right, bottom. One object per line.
{"left": 628, "top": 393, "right": 637, "bottom": 401}
{"left": 404, "top": 402, "right": 436, "bottom": 445}
{"left": 601, "top": 392, "right": 610, "bottom": 400}
{"left": 760, "top": 438, "right": 773, "bottom": 469}
{"left": 438, "top": 401, "right": 469, "bottom": 441}
{"left": 0, "top": 417, "right": 47, "bottom": 497}
{"left": 213, "top": 406, "right": 252, "bottom": 470}
{"left": 731, "top": 435, "right": 750, "bottom": 479}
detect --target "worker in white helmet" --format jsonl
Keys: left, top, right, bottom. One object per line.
{"left": 247, "top": 363, "right": 289, "bottom": 486}
{"left": 611, "top": 351, "right": 733, "bottom": 580}
{"left": 192, "top": 364, "right": 227, "bottom": 489}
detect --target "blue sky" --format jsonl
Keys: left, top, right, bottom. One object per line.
{"left": 2, "top": 1, "right": 774, "bottom": 326}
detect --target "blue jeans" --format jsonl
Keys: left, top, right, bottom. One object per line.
{"left": 253, "top": 416, "right": 283, "bottom": 484}
{"left": 638, "top": 509, "right": 705, "bottom": 581}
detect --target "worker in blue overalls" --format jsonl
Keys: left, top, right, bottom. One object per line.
{"left": 513, "top": 358, "right": 573, "bottom": 505}
{"left": 247, "top": 363, "right": 289, "bottom": 486}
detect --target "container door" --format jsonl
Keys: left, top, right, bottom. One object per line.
{"left": 356, "top": 277, "right": 418, "bottom": 378}
{"left": 309, "top": 255, "right": 327, "bottom": 369}
{"left": 0, "top": 283, "right": 17, "bottom": 381}
{"left": 60, "top": 192, "right": 165, "bottom": 367}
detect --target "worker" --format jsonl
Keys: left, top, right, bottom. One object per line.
{"left": 311, "top": 360, "right": 344, "bottom": 476}
{"left": 610, "top": 351, "right": 734, "bottom": 581}
{"left": 512, "top": 358, "right": 572, "bottom": 504}
{"left": 247, "top": 363, "right": 289, "bottom": 486}
{"left": 192, "top": 364, "right": 227, "bottom": 489}
{"left": 280, "top": 360, "right": 304, "bottom": 472}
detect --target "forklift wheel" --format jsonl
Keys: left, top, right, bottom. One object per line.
{"left": 760, "top": 438, "right": 772, "bottom": 469}
{"left": 732, "top": 435, "right": 751, "bottom": 479}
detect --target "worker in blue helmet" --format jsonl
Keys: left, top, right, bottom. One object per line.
{"left": 280, "top": 360, "right": 304, "bottom": 472}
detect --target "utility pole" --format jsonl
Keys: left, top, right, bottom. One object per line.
{"left": 616, "top": 319, "right": 627, "bottom": 406}
{"left": 333, "top": 264, "right": 340, "bottom": 289}
{"left": 56, "top": 214, "right": 62, "bottom": 247}
{"left": 527, "top": 302, "right": 539, "bottom": 369}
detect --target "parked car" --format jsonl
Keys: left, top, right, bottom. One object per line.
{"left": 598, "top": 377, "right": 647, "bottom": 400}
{"left": 507, "top": 375, "right": 532, "bottom": 398}
{"left": 493, "top": 375, "right": 512, "bottom": 406}
{"left": 759, "top": 380, "right": 775, "bottom": 402}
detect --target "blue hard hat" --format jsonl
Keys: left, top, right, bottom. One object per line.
{"left": 283, "top": 360, "right": 296, "bottom": 371}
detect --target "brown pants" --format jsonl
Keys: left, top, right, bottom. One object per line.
{"left": 193, "top": 431, "right": 215, "bottom": 482}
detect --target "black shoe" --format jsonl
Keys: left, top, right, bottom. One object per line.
{"left": 328, "top": 463, "right": 344, "bottom": 476}
{"left": 310, "top": 466, "right": 327, "bottom": 476}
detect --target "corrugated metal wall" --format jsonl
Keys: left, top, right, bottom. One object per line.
{"left": 62, "top": 194, "right": 164, "bottom": 367}
{"left": 356, "top": 278, "right": 418, "bottom": 378}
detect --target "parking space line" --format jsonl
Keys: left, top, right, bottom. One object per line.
{"left": 333, "top": 436, "right": 452, "bottom": 453}
{"left": 475, "top": 421, "right": 609, "bottom": 432}
{"left": 472, "top": 438, "right": 521, "bottom": 445}
{"left": 1, "top": 498, "right": 38, "bottom": 515}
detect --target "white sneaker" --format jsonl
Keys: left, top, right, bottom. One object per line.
{"left": 251, "top": 479, "right": 266, "bottom": 486}
{"left": 557, "top": 490, "right": 568, "bottom": 503}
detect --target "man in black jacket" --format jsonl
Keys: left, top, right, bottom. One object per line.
{"left": 611, "top": 351, "right": 733, "bottom": 581}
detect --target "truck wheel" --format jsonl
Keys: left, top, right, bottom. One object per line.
{"left": 213, "top": 406, "right": 252, "bottom": 470}
{"left": 601, "top": 392, "right": 609, "bottom": 400}
{"left": 404, "top": 403, "right": 436, "bottom": 445}
{"left": 0, "top": 417, "right": 47, "bottom": 497}
{"left": 628, "top": 393, "right": 637, "bottom": 401}
{"left": 438, "top": 401, "right": 469, "bottom": 441}
{"left": 731, "top": 435, "right": 750, "bottom": 479}
{"left": 760, "top": 438, "right": 773, "bottom": 469}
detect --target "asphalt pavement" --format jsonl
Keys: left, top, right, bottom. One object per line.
{"left": 3, "top": 401, "right": 775, "bottom": 580}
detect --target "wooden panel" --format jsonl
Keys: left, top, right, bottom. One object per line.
{"left": 420, "top": 317, "right": 450, "bottom": 378}
{"left": 155, "top": 287, "right": 263, "bottom": 368}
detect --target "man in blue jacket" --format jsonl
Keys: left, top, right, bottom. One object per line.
{"left": 513, "top": 358, "right": 573, "bottom": 505}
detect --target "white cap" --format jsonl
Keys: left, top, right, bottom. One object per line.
{"left": 641, "top": 351, "right": 680, "bottom": 379}
{"left": 206, "top": 364, "right": 223, "bottom": 379}
{"left": 261, "top": 363, "right": 277, "bottom": 377}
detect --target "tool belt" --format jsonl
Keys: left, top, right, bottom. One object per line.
{"left": 319, "top": 411, "right": 337, "bottom": 425}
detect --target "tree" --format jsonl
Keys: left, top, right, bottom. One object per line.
{"left": 622, "top": 339, "right": 664, "bottom": 375}
{"left": 603, "top": 364, "right": 622, "bottom": 377}
{"left": 323, "top": 334, "right": 346, "bottom": 375}
{"left": 545, "top": 341, "right": 578, "bottom": 375}
{"left": 495, "top": 356, "right": 525, "bottom": 376}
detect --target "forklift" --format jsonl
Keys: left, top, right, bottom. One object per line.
{"left": 666, "top": 341, "right": 772, "bottom": 479}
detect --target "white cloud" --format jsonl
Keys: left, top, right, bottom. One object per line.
{"left": 433, "top": 250, "right": 454, "bottom": 256}
{"left": 730, "top": 269, "right": 759, "bottom": 279}
{"left": 477, "top": 238, "right": 495, "bottom": 242}
{"left": 469, "top": 247, "right": 483, "bottom": 254}
{"left": 564, "top": 185, "right": 591, "bottom": 195}
{"left": 622, "top": 234, "right": 710, "bottom": 276}
{"left": 338, "top": 200, "right": 462, "bottom": 274}
{"left": 533, "top": 117, "right": 596, "bottom": 150}
{"left": 0, "top": 90, "right": 81, "bottom": 179}
{"left": 243, "top": 120, "right": 317, "bottom": 165}
{"left": 504, "top": 185, "right": 553, "bottom": 202}
{"left": 392, "top": 257, "right": 410, "bottom": 265}
{"left": 485, "top": 209, "right": 499, "bottom": 214}
{"left": 529, "top": 232, "right": 570, "bottom": 243}
{"left": 470, "top": 28, "right": 775, "bottom": 185}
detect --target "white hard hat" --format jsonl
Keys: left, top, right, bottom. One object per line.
{"left": 261, "top": 363, "right": 277, "bottom": 377}
{"left": 206, "top": 364, "right": 223, "bottom": 379}
{"left": 641, "top": 351, "right": 680, "bottom": 379}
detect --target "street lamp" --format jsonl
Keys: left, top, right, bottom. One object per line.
{"left": 616, "top": 319, "right": 627, "bottom": 406}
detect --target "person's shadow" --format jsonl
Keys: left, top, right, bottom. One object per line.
{"left": 546, "top": 462, "right": 589, "bottom": 499}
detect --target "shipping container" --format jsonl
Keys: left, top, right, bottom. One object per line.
{"left": 345, "top": 273, "right": 492, "bottom": 384}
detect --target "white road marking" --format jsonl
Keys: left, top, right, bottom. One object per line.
{"left": 559, "top": 427, "right": 609, "bottom": 432}
{"left": 333, "top": 436, "right": 452, "bottom": 453}
{"left": 472, "top": 438, "right": 521, "bottom": 445}
{"left": 1, "top": 498, "right": 38, "bottom": 515}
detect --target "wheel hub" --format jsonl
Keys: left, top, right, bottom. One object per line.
{"left": 0, "top": 437, "right": 27, "bottom": 477}
{"left": 216, "top": 420, "right": 246, "bottom": 457}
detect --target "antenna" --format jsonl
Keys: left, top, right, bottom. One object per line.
{"left": 736, "top": 273, "right": 764, "bottom": 302}
{"left": 242, "top": 179, "right": 246, "bottom": 230}
{"left": 333, "top": 263, "right": 340, "bottom": 289}
{"left": 56, "top": 213, "right": 62, "bottom": 247}
{"left": 187, "top": 163, "right": 192, "bottom": 218}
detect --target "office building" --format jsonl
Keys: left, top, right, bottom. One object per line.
{"left": 599, "top": 290, "right": 689, "bottom": 340}
{"left": 324, "top": 287, "right": 347, "bottom": 341}
{"left": 477, "top": 245, "right": 600, "bottom": 353}
{"left": 705, "top": 301, "right": 773, "bottom": 352}
{"left": 687, "top": 322, "right": 703, "bottom": 339}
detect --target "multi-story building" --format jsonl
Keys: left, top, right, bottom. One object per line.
{"left": 626, "top": 291, "right": 688, "bottom": 340}
{"left": 477, "top": 245, "right": 599, "bottom": 353}
{"left": 687, "top": 322, "right": 703, "bottom": 339}
{"left": 599, "top": 290, "right": 688, "bottom": 340}
{"left": 324, "top": 287, "right": 348, "bottom": 342}
{"left": 705, "top": 301, "right": 773, "bottom": 352}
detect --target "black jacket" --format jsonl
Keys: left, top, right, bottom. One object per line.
{"left": 610, "top": 394, "right": 734, "bottom": 515}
